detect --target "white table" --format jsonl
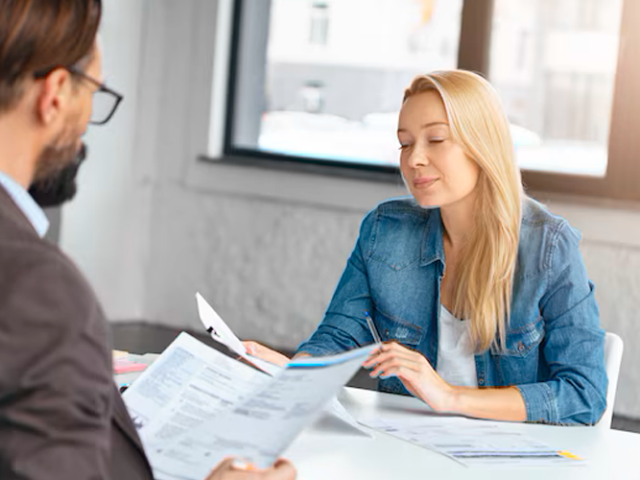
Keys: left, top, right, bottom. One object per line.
{"left": 284, "top": 387, "right": 640, "bottom": 480}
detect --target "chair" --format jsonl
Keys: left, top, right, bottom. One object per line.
{"left": 599, "top": 332, "right": 624, "bottom": 429}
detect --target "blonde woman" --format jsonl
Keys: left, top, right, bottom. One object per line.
{"left": 246, "top": 70, "right": 607, "bottom": 425}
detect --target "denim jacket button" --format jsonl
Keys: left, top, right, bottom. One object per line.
{"left": 517, "top": 341, "right": 525, "bottom": 352}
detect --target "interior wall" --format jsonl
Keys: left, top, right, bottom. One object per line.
{"left": 59, "top": 0, "right": 153, "bottom": 321}
{"left": 59, "top": 0, "right": 640, "bottom": 419}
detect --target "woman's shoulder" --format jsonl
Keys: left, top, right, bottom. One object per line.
{"left": 521, "top": 197, "right": 577, "bottom": 236}
{"left": 519, "top": 197, "right": 583, "bottom": 270}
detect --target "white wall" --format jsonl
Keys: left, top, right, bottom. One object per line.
{"left": 60, "top": 0, "right": 153, "bottom": 320}
{"left": 59, "top": 0, "right": 640, "bottom": 419}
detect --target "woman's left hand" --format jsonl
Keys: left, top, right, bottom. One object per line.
{"left": 363, "top": 342, "right": 456, "bottom": 412}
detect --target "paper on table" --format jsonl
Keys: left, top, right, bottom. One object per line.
{"left": 149, "top": 345, "right": 377, "bottom": 480}
{"left": 123, "top": 333, "right": 271, "bottom": 449}
{"left": 360, "top": 416, "right": 585, "bottom": 468}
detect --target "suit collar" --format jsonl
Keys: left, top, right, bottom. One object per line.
{"left": 0, "top": 183, "right": 39, "bottom": 236}
{"left": 0, "top": 171, "right": 49, "bottom": 237}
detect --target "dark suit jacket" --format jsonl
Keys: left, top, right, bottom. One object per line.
{"left": 0, "top": 186, "right": 154, "bottom": 480}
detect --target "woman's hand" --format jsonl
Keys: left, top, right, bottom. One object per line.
{"left": 205, "top": 458, "right": 296, "bottom": 480}
{"left": 363, "top": 342, "right": 456, "bottom": 412}
{"left": 243, "top": 341, "right": 290, "bottom": 367}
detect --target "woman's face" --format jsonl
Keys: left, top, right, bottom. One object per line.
{"left": 398, "top": 90, "right": 480, "bottom": 208}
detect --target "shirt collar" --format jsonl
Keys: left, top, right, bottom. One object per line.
{"left": 0, "top": 170, "right": 50, "bottom": 238}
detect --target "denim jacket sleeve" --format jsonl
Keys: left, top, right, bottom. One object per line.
{"left": 296, "top": 211, "right": 377, "bottom": 356}
{"left": 516, "top": 221, "right": 608, "bottom": 425}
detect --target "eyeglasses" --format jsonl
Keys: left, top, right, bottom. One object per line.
{"left": 34, "top": 66, "right": 124, "bottom": 126}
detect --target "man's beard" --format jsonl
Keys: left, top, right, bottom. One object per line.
{"left": 28, "top": 141, "right": 87, "bottom": 208}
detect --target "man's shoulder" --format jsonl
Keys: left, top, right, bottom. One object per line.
{"left": 0, "top": 216, "right": 101, "bottom": 333}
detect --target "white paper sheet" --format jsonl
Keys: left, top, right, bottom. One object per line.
{"left": 360, "top": 416, "right": 585, "bottom": 467}
{"left": 196, "top": 292, "right": 292, "bottom": 376}
{"left": 196, "top": 292, "right": 248, "bottom": 358}
{"left": 149, "top": 345, "right": 376, "bottom": 480}
{"left": 123, "top": 333, "right": 271, "bottom": 449}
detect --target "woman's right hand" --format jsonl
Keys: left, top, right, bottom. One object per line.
{"left": 205, "top": 458, "right": 297, "bottom": 480}
{"left": 243, "top": 341, "right": 290, "bottom": 367}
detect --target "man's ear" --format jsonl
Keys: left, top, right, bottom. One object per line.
{"left": 36, "top": 68, "right": 72, "bottom": 126}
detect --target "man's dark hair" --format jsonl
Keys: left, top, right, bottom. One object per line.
{"left": 0, "top": 0, "right": 102, "bottom": 113}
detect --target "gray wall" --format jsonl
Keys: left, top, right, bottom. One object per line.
{"left": 61, "top": 0, "right": 640, "bottom": 419}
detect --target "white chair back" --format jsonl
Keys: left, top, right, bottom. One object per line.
{"left": 599, "top": 331, "right": 624, "bottom": 429}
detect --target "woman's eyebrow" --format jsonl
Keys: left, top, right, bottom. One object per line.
{"left": 397, "top": 121, "right": 449, "bottom": 133}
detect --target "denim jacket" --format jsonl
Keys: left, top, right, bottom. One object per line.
{"left": 297, "top": 197, "right": 608, "bottom": 425}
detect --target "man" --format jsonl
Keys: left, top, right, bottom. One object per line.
{"left": 0, "top": 1, "right": 296, "bottom": 479}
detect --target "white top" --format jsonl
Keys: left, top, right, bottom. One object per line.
{"left": 436, "top": 305, "right": 478, "bottom": 387}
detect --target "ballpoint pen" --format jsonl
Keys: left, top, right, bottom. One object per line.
{"left": 364, "top": 311, "right": 382, "bottom": 345}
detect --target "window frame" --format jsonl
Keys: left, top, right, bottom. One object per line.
{"left": 220, "top": 0, "right": 640, "bottom": 201}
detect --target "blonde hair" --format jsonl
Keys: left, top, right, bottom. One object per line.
{"left": 403, "top": 70, "right": 523, "bottom": 353}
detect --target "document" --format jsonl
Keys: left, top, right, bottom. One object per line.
{"left": 145, "top": 345, "right": 376, "bottom": 480}
{"left": 360, "top": 416, "right": 585, "bottom": 467}
{"left": 123, "top": 333, "right": 271, "bottom": 449}
{"left": 195, "top": 292, "right": 371, "bottom": 436}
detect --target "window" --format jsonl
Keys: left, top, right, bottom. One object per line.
{"left": 228, "top": 0, "right": 464, "bottom": 168}
{"left": 309, "top": 3, "right": 330, "bottom": 46}
{"left": 490, "top": 0, "right": 624, "bottom": 177}
{"left": 221, "top": 0, "right": 640, "bottom": 201}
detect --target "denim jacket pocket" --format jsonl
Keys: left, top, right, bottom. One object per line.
{"left": 369, "top": 212, "right": 424, "bottom": 271}
{"left": 500, "top": 316, "right": 545, "bottom": 357}
{"left": 374, "top": 308, "right": 423, "bottom": 347}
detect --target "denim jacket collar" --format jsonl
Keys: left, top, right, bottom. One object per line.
{"left": 420, "top": 207, "right": 445, "bottom": 267}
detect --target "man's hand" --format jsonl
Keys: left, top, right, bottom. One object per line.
{"left": 205, "top": 458, "right": 297, "bottom": 480}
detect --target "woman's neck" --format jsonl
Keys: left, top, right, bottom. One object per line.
{"left": 440, "top": 191, "right": 477, "bottom": 250}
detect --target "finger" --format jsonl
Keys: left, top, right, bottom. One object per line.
{"left": 369, "top": 357, "right": 421, "bottom": 378}
{"left": 266, "top": 459, "right": 297, "bottom": 480}
{"left": 205, "top": 458, "right": 235, "bottom": 479}
{"left": 377, "top": 364, "right": 420, "bottom": 380}
{"left": 243, "top": 341, "right": 258, "bottom": 355}
{"left": 364, "top": 349, "right": 417, "bottom": 369}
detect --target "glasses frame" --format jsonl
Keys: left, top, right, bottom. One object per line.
{"left": 33, "top": 66, "right": 124, "bottom": 126}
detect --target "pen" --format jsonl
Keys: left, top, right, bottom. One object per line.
{"left": 364, "top": 311, "right": 382, "bottom": 345}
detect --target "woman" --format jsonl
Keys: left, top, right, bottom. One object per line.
{"left": 247, "top": 70, "right": 607, "bottom": 425}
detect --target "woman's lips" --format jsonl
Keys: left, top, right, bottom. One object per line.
{"left": 413, "top": 176, "right": 439, "bottom": 188}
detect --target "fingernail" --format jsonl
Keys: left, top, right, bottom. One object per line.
{"left": 232, "top": 458, "right": 256, "bottom": 471}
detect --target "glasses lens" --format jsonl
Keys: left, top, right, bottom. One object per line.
{"left": 90, "top": 90, "right": 118, "bottom": 124}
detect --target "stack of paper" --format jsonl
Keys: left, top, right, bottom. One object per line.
{"left": 359, "top": 416, "right": 585, "bottom": 467}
